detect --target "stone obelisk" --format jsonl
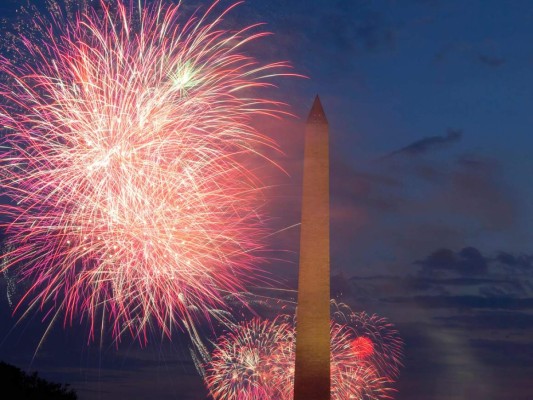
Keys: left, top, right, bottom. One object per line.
{"left": 293, "top": 95, "right": 330, "bottom": 400}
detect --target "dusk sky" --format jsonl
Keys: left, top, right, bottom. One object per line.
{"left": 1, "top": 0, "right": 533, "bottom": 399}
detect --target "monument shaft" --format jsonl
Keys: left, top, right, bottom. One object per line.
{"left": 293, "top": 96, "right": 330, "bottom": 400}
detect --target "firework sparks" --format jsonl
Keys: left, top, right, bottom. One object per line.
{"left": 0, "top": 0, "right": 294, "bottom": 342}
{"left": 205, "top": 317, "right": 294, "bottom": 400}
{"left": 204, "top": 308, "right": 403, "bottom": 400}
{"left": 332, "top": 302, "right": 404, "bottom": 380}
{"left": 1, "top": 245, "right": 17, "bottom": 308}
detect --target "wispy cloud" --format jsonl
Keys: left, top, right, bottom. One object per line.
{"left": 385, "top": 129, "right": 462, "bottom": 158}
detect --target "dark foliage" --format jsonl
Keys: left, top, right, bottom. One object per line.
{"left": 0, "top": 361, "right": 77, "bottom": 400}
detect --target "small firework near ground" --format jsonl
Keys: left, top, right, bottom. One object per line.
{"left": 204, "top": 305, "right": 403, "bottom": 400}
{"left": 0, "top": 0, "right": 295, "bottom": 343}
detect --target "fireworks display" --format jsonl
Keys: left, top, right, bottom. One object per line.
{"left": 0, "top": 2, "right": 404, "bottom": 397}
{"left": 205, "top": 317, "right": 294, "bottom": 400}
{"left": 0, "top": 0, "right": 293, "bottom": 342}
{"left": 204, "top": 307, "right": 403, "bottom": 400}
{"left": 332, "top": 302, "right": 404, "bottom": 380}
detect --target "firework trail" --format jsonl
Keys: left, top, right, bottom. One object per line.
{"left": 1, "top": 245, "right": 17, "bottom": 308}
{"left": 0, "top": 0, "right": 294, "bottom": 343}
{"left": 204, "top": 307, "right": 403, "bottom": 400}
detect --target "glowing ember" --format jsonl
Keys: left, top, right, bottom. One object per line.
{"left": 0, "top": 0, "right": 293, "bottom": 342}
{"left": 351, "top": 336, "right": 375, "bottom": 359}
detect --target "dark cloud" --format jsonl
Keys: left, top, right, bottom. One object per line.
{"left": 478, "top": 54, "right": 506, "bottom": 67}
{"left": 358, "top": 251, "right": 533, "bottom": 347}
{"left": 469, "top": 339, "right": 533, "bottom": 365}
{"left": 456, "top": 154, "right": 493, "bottom": 169}
{"left": 346, "top": 275, "right": 411, "bottom": 306}
{"left": 436, "top": 311, "right": 533, "bottom": 330}
{"left": 434, "top": 42, "right": 506, "bottom": 69}
{"left": 458, "top": 247, "right": 487, "bottom": 273}
{"left": 416, "top": 247, "right": 488, "bottom": 276}
{"left": 387, "top": 295, "right": 533, "bottom": 310}
{"left": 411, "top": 276, "right": 510, "bottom": 289}
{"left": 406, "top": 247, "right": 533, "bottom": 298}
{"left": 416, "top": 248, "right": 455, "bottom": 270}
{"left": 495, "top": 252, "right": 533, "bottom": 269}
{"left": 386, "top": 129, "right": 462, "bottom": 158}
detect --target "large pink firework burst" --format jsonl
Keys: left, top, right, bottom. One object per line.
{"left": 0, "top": 0, "right": 293, "bottom": 342}
{"left": 204, "top": 310, "right": 403, "bottom": 400}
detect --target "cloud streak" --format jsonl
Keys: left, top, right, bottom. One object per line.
{"left": 386, "top": 129, "right": 462, "bottom": 158}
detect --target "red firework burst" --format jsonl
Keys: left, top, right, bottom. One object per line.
{"left": 351, "top": 336, "right": 375, "bottom": 360}
{"left": 204, "top": 311, "right": 403, "bottom": 400}
{"left": 0, "top": 0, "right": 294, "bottom": 342}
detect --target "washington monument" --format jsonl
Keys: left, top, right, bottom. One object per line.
{"left": 293, "top": 95, "right": 331, "bottom": 400}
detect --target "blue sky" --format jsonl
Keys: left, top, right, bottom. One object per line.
{"left": 1, "top": 0, "right": 533, "bottom": 399}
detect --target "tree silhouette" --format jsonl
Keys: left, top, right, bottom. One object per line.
{"left": 0, "top": 361, "right": 77, "bottom": 399}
